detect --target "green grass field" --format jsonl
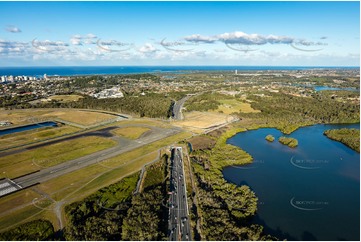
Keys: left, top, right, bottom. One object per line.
{"left": 0, "top": 109, "right": 117, "bottom": 126}
{"left": 0, "top": 189, "right": 39, "bottom": 216}
{"left": 0, "top": 205, "right": 44, "bottom": 232}
{"left": 0, "top": 125, "right": 80, "bottom": 151}
{"left": 48, "top": 95, "right": 83, "bottom": 102}
{"left": 0, "top": 136, "right": 117, "bottom": 179}
{"left": 215, "top": 99, "right": 260, "bottom": 114}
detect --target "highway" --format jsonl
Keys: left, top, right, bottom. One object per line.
{"left": 0, "top": 124, "right": 182, "bottom": 196}
{"left": 172, "top": 95, "right": 192, "bottom": 120}
{"left": 168, "top": 147, "right": 191, "bottom": 241}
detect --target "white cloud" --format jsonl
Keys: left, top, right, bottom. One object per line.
{"left": 70, "top": 33, "right": 98, "bottom": 45}
{"left": 0, "top": 40, "right": 29, "bottom": 55}
{"left": 184, "top": 34, "right": 217, "bottom": 43}
{"left": 159, "top": 38, "right": 197, "bottom": 53}
{"left": 70, "top": 38, "right": 82, "bottom": 45}
{"left": 183, "top": 31, "right": 330, "bottom": 50}
{"left": 96, "top": 39, "right": 133, "bottom": 52}
{"left": 31, "top": 39, "right": 69, "bottom": 53}
{"left": 185, "top": 31, "right": 294, "bottom": 45}
{"left": 5, "top": 25, "right": 22, "bottom": 33}
{"left": 139, "top": 43, "right": 158, "bottom": 53}
{"left": 0, "top": 29, "right": 356, "bottom": 66}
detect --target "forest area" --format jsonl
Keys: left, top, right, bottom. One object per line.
{"left": 185, "top": 92, "right": 232, "bottom": 112}
{"left": 0, "top": 220, "right": 55, "bottom": 241}
{"left": 65, "top": 154, "right": 169, "bottom": 241}
{"left": 2, "top": 94, "right": 175, "bottom": 119}
{"left": 239, "top": 91, "right": 359, "bottom": 134}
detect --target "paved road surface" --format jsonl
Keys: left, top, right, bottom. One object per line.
{"left": 173, "top": 95, "right": 192, "bottom": 120}
{"left": 169, "top": 147, "right": 191, "bottom": 241}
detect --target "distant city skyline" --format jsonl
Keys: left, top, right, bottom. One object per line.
{"left": 0, "top": 1, "right": 359, "bottom": 66}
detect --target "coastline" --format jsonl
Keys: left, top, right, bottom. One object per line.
{"left": 0, "top": 66, "right": 359, "bottom": 77}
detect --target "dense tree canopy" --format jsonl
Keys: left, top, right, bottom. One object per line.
{"left": 0, "top": 220, "right": 54, "bottom": 241}
{"left": 64, "top": 173, "right": 139, "bottom": 241}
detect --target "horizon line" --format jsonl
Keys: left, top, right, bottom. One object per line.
{"left": 1, "top": 65, "right": 359, "bottom": 68}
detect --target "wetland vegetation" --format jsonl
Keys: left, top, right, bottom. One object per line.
{"left": 324, "top": 128, "right": 360, "bottom": 152}
{"left": 278, "top": 136, "right": 298, "bottom": 148}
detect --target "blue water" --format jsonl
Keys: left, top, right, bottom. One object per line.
{"left": 314, "top": 86, "right": 360, "bottom": 92}
{"left": 0, "top": 66, "right": 358, "bottom": 77}
{"left": 223, "top": 123, "right": 360, "bottom": 241}
{"left": 0, "top": 122, "right": 57, "bottom": 136}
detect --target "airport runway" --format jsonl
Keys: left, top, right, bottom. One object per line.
{"left": 0, "top": 124, "right": 182, "bottom": 196}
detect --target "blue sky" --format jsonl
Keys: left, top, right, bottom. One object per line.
{"left": 0, "top": 1, "right": 359, "bottom": 66}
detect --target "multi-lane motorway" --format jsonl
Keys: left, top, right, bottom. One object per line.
{"left": 172, "top": 95, "right": 193, "bottom": 120}
{"left": 168, "top": 147, "right": 191, "bottom": 241}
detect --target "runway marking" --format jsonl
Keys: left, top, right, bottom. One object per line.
{"left": 0, "top": 179, "right": 22, "bottom": 197}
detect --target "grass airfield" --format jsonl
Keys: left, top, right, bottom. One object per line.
{"left": 0, "top": 108, "right": 117, "bottom": 126}
{"left": 0, "top": 107, "right": 232, "bottom": 232}
{"left": 0, "top": 108, "right": 192, "bottom": 232}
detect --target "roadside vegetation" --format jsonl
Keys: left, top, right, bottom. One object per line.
{"left": 278, "top": 136, "right": 298, "bottom": 148}
{"left": 324, "top": 128, "right": 360, "bottom": 152}
{"left": 121, "top": 154, "right": 168, "bottom": 240}
{"left": 141, "top": 155, "right": 167, "bottom": 190}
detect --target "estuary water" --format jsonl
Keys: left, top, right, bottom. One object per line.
{"left": 223, "top": 123, "right": 360, "bottom": 241}
{"left": 314, "top": 86, "right": 359, "bottom": 92}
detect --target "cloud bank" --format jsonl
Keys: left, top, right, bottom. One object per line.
{"left": 184, "top": 31, "right": 323, "bottom": 46}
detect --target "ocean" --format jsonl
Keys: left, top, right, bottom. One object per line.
{"left": 0, "top": 66, "right": 358, "bottom": 77}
